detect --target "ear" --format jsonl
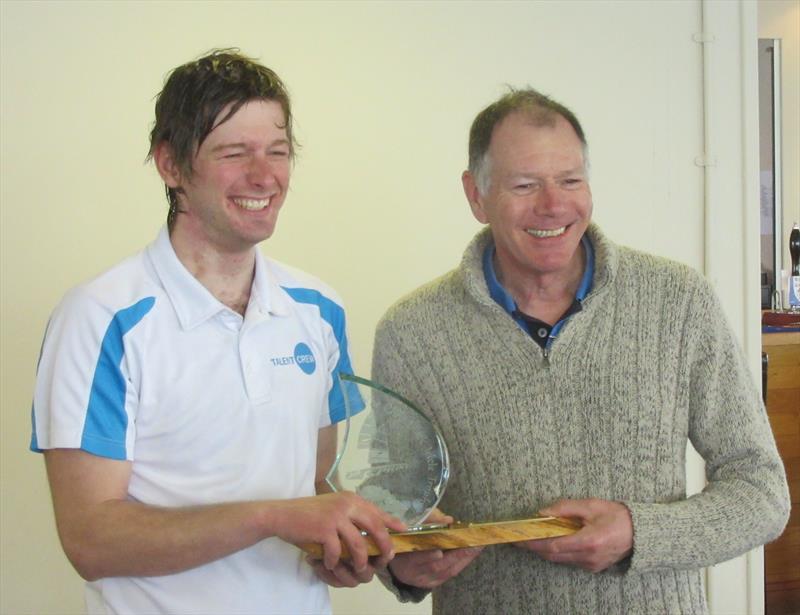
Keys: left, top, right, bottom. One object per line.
{"left": 462, "top": 170, "right": 489, "bottom": 224}
{"left": 152, "top": 142, "right": 183, "bottom": 189}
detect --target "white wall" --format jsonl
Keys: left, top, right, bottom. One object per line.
{"left": 0, "top": 1, "right": 762, "bottom": 613}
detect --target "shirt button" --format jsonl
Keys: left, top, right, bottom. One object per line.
{"left": 537, "top": 328, "right": 548, "bottom": 338}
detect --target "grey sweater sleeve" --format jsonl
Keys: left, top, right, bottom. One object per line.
{"left": 625, "top": 277, "right": 790, "bottom": 572}
{"left": 370, "top": 321, "right": 434, "bottom": 603}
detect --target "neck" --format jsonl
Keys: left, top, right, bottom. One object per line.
{"left": 496, "top": 245, "right": 585, "bottom": 325}
{"left": 169, "top": 228, "right": 257, "bottom": 316}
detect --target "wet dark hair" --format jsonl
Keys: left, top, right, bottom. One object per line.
{"left": 147, "top": 48, "right": 296, "bottom": 229}
{"left": 468, "top": 87, "right": 587, "bottom": 193}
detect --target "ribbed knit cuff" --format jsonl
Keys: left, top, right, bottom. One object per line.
{"left": 624, "top": 501, "right": 679, "bottom": 573}
{"left": 375, "top": 566, "right": 431, "bottom": 603}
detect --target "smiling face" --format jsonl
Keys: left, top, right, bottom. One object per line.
{"left": 463, "top": 112, "right": 592, "bottom": 288}
{"left": 155, "top": 99, "right": 291, "bottom": 256}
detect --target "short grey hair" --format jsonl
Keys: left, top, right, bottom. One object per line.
{"left": 468, "top": 88, "right": 589, "bottom": 195}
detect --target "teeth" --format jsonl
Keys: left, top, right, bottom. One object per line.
{"left": 233, "top": 198, "right": 270, "bottom": 211}
{"left": 526, "top": 226, "right": 566, "bottom": 238}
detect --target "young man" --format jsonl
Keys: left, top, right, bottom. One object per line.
{"left": 373, "top": 89, "right": 790, "bottom": 614}
{"left": 30, "top": 49, "right": 403, "bottom": 614}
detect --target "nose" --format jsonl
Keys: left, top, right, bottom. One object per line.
{"left": 533, "top": 181, "right": 563, "bottom": 216}
{"left": 246, "top": 154, "right": 277, "bottom": 188}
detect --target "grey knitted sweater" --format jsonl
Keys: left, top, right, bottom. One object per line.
{"left": 372, "top": 224, "right": 789, "bottom": 615}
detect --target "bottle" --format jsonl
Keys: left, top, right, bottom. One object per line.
{"left": 788, "top": 223, "right": 800, "bottom": 309}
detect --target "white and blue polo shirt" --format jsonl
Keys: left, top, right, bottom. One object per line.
{"left": 30, "top": 226, "right": 358, "bottom": 614}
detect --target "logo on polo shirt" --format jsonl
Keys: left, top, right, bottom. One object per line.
{"left": 270, "top": 342, "right": 316, "bottom": 375}
{"left": 293, "top": 343, "right": 316, "bottom": 375}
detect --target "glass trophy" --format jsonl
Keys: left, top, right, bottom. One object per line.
{"left": 325, "top": 373, "right": 450, "bottom": 528}
{"left": 300, "top": 373, "right": 581, "bottom": 560}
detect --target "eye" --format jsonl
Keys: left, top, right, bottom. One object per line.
{"left": 219, "top": 150, "right": 245, "bottom": 160}
{"left": 513, "top": 182, "right": 536, "bottom": 192}
{"left": 268, "top": 149, "right": 290, "bottom": 158}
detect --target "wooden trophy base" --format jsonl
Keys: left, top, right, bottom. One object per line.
{"left": 301, "top": 516, "right": 581, "bottom": 560}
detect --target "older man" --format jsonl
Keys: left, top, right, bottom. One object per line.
{"left": 373, "top": 89, "right": 789, "bottom": 614}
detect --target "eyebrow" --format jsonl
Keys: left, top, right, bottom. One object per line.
{"left": 210, "top": 142, "right": 247, "bottom": 153}
{"left": 210, "top": 138, "right": 291, "bottom": 153}
{"left": 509, "top": 166, "right": 586, "bottom": 180}
{"left": 556, "top": 167, "right": 587, "bottom": 177}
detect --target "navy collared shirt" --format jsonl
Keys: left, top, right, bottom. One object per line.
{"left": 483, "top": 234, "right": 594, "bottom": 349}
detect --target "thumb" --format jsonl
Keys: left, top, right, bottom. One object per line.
{"left": 538, "top": 498, "right": 591, "bottom": 520}
{"left": 424, "top": 508, "right": 454, "bottom": 526}
{"left": 382, "top": 512, "right": 408, "bottom": 533}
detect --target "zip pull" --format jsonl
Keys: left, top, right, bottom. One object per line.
{"left": 542, "top": 346, "right": 550, "bottom": 361}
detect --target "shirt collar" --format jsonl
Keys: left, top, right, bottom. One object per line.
{"left": 483, "top": 244, "right": 517, "bottom": 315}
{"left": 250, "top": 248, "right": 292, "bottom": 319}
{"left": 575, "top": 234, "right": 594, "bottom": 301}
{"left": 483, "top": 233, "right": 595, "bottom": 317}
{"left": 146, "top": 226, "right": 290, "bottom": 330}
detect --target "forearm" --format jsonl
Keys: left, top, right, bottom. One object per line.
{"left": 626, "top": 464, "right": 789, "bottom": 572}
{"left": 57, "top": 497, "right": 274, "bottom": 581}
{"left": 47, "top": 447, "right": 342, "bottom": 580}
{"left": 47, "top": 450, "right": 405, "bottom": 582}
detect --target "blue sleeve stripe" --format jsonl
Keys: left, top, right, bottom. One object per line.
{"left": 29, "top": 320, "right": 51, "bottom": 452}
{"left": 80, "top": 297, "right": 155, "bottom": 460}
{"left": 30, "top": 400, "right": 40, "bottom": 451}
{"left": 280, "top": 287, "right": 361, "bottom": 422}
